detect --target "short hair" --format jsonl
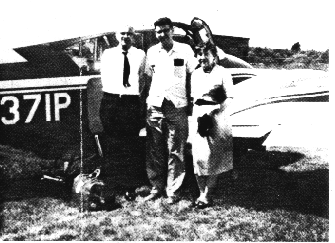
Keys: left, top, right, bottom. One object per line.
{"left": 154, "top": 17, "right": 173, "bottom": 28}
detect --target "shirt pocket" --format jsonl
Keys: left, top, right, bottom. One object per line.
{"left": 174, "top": 58, "right": 185, "bottom": 78}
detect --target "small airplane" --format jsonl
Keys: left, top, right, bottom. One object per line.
{"left": 0, "top": 18, "right": 329, "bottom": 169}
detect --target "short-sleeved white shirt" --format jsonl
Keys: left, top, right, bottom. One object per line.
{"left": 101, "top": 45, "right": 146, "bottom": 95}
{"left": 191, "top": 65, "right": 234, "bottom": 102}
{"left": 145, "top": 41, "right": 198, "bottom": 108}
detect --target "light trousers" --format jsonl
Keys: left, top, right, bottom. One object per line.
{"left": 195, "top": 174, "right": 219, "bottom": 203}
{"left": 146, "top": 99, "right": 188, "bottom": 197}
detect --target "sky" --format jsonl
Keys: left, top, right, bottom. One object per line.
{"left": 0, "top": 0, "right": 331, "bottom": 62}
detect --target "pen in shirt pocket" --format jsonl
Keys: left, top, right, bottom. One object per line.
{"left": 151, "top": 65, "right": 155, "bottom": 73}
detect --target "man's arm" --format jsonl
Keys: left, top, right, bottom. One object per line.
{"left": 139, "top": 54, "right": 152, "bottom": 126}
{"left": 186, "top": 46, "right": 198, "bottom": 116}
{"left": 220, "top": 71, "right": 234, "bottom": 115}
{"left": 186, "top": 72, "right": 193, "bottom": 116}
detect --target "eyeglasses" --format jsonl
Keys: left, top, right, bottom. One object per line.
{"left": 155, "top": 28, "right": 171, "bottom": 34}
{"left": 120, "top": 32, "right": 134, "bottom": 36}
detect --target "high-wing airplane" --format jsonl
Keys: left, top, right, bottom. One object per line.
{"left": 0, "top": 18, "right": 329, "bottom": 167}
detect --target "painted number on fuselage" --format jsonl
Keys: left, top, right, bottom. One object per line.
{"left": 0, "top": 93, "right": 71, "bottom": 125}
{"left": 1, "top": 96, "right": 20, "bottom": 125}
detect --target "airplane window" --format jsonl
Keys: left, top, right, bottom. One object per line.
{"left": 62, "top": 33, "right": 144, "bottom": 75}
{"left": 65, "top": 40, "right": 93, "bottom": 59}
{"left": 172, "top": 27, "right": 194, "bottom": 47}
{"left": 173, "top": 27, "right": 187, "bottom": 36}
{"left": 64, "top": 39, "right": 101, "bottom": 75}
{"left": 82, "top": 40, "right": 94, "bottom": 59}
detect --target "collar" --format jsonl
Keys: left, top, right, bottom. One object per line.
{"left": 159, "top": 40, "right": 176, "bottom": 54}
{"left": 203, "top": 63, "right": 219, "bottom": 74}
{"left": 120, "top": 45, "right": 132, "bottom": 54}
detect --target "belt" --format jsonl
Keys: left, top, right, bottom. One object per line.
{"left": 194, "top": 99, "right": 218, "bottom": 106}
{"left": 103, "top": 92, "right": 139, "bottom": 98}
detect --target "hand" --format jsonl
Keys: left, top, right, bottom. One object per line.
{"left": 220, "top": 97, "right": 233, "bottom": 115}
{"left": 197, "top": 114, "right": 213, "bottom": 137}
{"left": 139, "top": 127, "right": 147, "bottom": 137}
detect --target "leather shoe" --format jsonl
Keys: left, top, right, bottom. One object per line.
{"left": 125, "top": 190, "right": 136, "bottom": 201}
{"left": 190, "top": 200, "right": 199, "bottom": 208}
{"left": 167, "top": 196, "right": 180, "bottom": 205}
{"left": 195, "top": 201, "right": 212, "bottom": 209}
{"left": 143, "top": 193, "right": 161, "bottom": 202}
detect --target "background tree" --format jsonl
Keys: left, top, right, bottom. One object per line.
{"left": 248, "top": 46, "right": 328, "bottom": 70}
{"left": 320, "top": 49, "right": 329, "bottom": 63}
{"left": 291, "top": 42, "right": 301, "bottom": 53}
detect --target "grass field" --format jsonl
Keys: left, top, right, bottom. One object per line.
{"left": 0, "top": 146, "right": 329, "bottom": 241}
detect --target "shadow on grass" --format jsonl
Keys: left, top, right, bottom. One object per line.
{"left": 213, "top": 149, "right": 329, "bottom": 218}
{"left": 0, "top": 164, "right": 5, "bottom": 232}
{"left": 0, "top": 138, "right": 150, "bottom": 203}
{"left": 1, "top": 146, "right": 328, "bottom": 219}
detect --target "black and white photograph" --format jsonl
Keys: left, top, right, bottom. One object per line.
{"left": 0, "top": 0, "right": 330, "bottom": 241}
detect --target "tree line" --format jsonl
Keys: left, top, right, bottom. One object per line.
{"left": 248, "top": 43, "right": 329, "bottom": 70}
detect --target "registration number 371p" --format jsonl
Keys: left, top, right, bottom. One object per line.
{"left": 0, "top": 93, "right": 71, "bottom": 125}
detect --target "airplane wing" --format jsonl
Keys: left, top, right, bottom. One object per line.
{"left": 219, "top": 53, "right": 253, "bottom": 69}
{"left": 2, "top": 31, "right": 119, "bottom": 80}
{"left": 230, "top": 69, "right": 329, "bottom": 148}
{"left": 13, "top": 31, "right": 115, "bottom": 63}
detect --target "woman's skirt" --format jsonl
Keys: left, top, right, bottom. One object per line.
{"left": 189, "top": 104, "right": 233, "bottom": 176}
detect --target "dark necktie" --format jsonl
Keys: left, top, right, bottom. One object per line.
{"left": 123, "top": 51, "right": 131, "bottom": 87}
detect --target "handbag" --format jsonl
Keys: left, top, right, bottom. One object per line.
{"left": 197, "top": 114, "right": 214, "bottom": 137}
{"left": 72, "top": 169, "right": 113, "bottom": 211}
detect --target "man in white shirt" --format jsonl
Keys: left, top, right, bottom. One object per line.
{"left": 144, "top": 17, "right": 197, "bottom": 204}
{"left": 100, "top": 26, "right": 146, "bottom": 200}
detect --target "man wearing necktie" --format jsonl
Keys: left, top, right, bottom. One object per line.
{"left": 100, "top": 26, "right": 147, "bottom": 200}
{"left": 123, "top": 50, "right": 131, "bottom": 87}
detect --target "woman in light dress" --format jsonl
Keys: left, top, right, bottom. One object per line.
{"left": 190, "top": 44, "right": 234, "bottom": 209}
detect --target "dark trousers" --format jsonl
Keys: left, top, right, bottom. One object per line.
{"left": 99, "top": 92, "right": 145, "bottom": 188}
{"left": 100, "top": 93, "right": 141, "bottom": 138}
